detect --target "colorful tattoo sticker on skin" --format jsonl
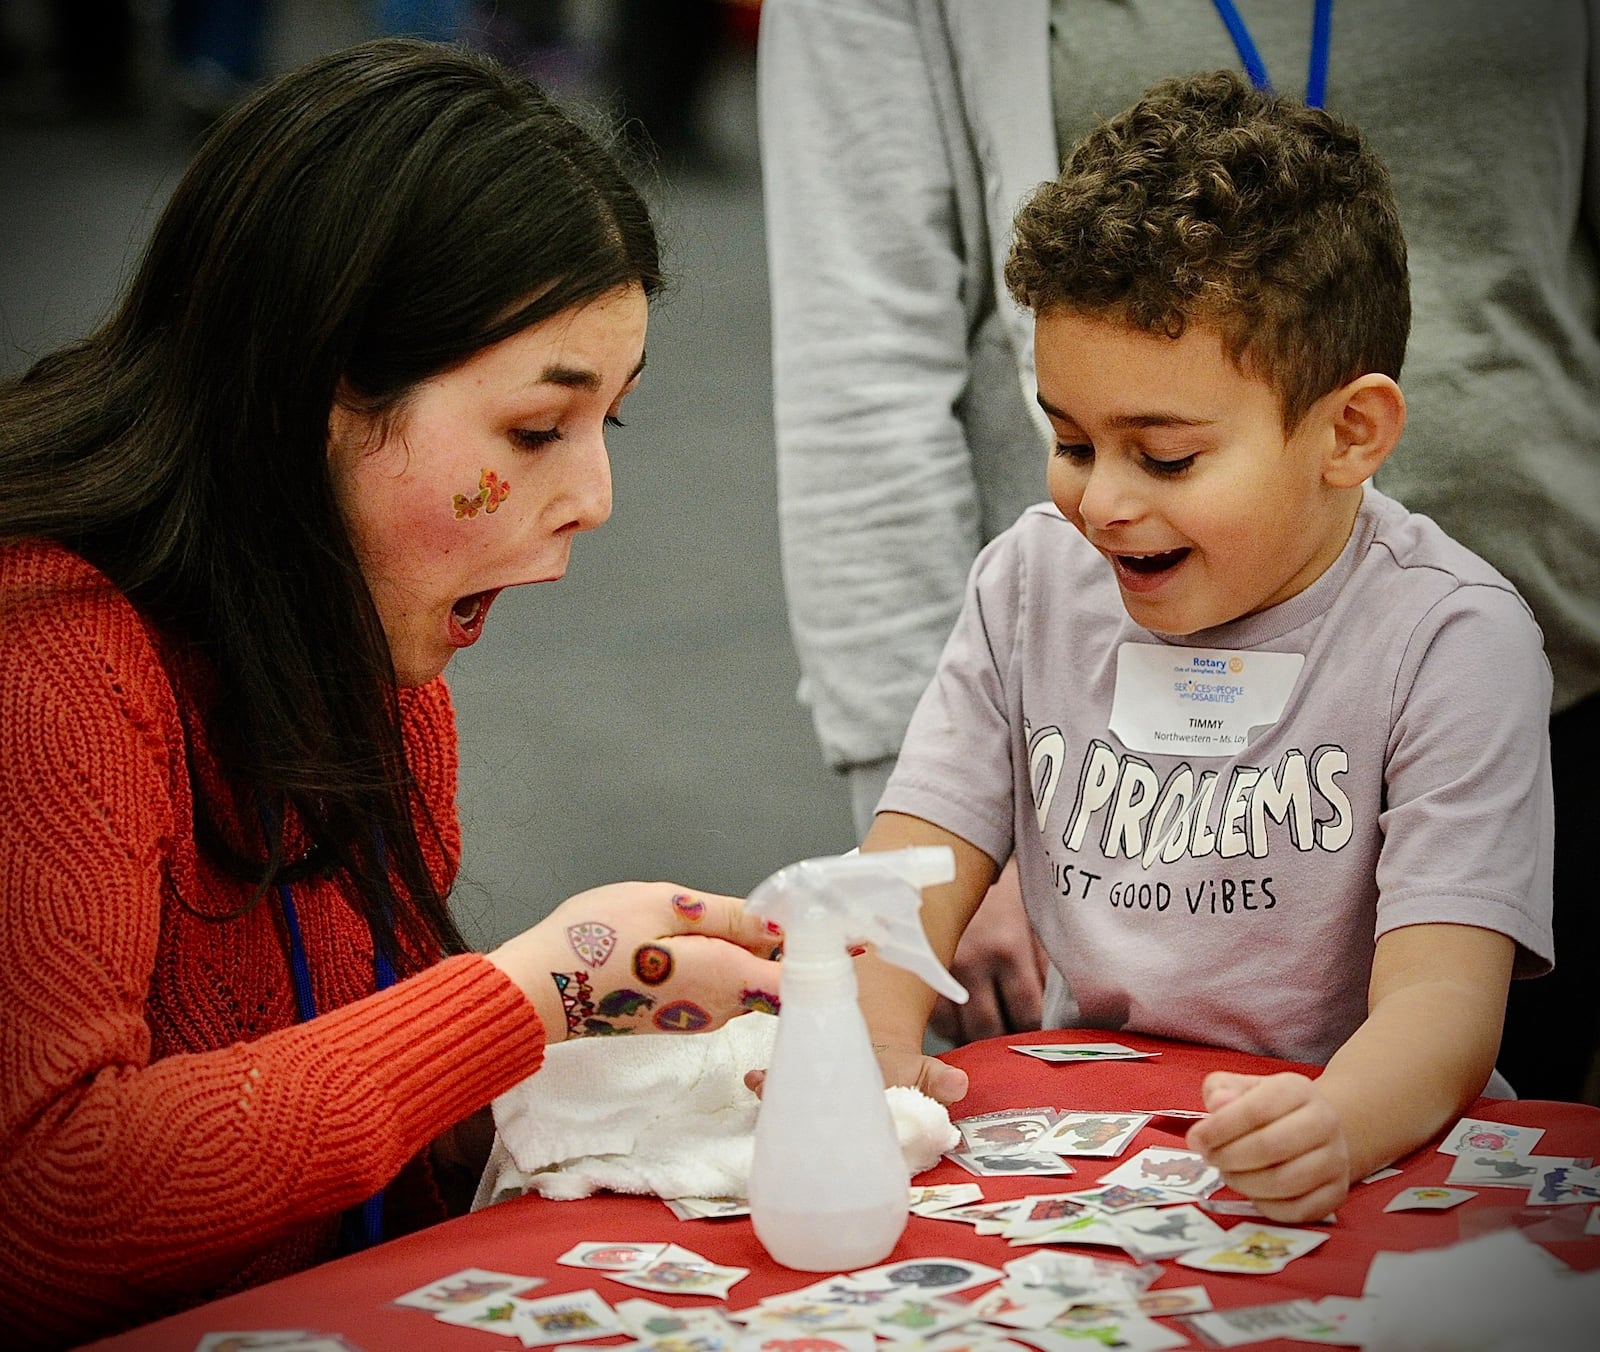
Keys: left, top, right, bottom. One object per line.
{"left": 632, "top": 943, "right": 674, "bottom": 985}
{"left": 479, "top": 467, "right": 510, "bottom": 512}
{"left": 671, "top": 892, "right": 705, "bottom": 922}
{"left": 582, "top": 1018, "right": 631, "bottom": 1036}
{"left": 566, "top": 921, "right": 617, "bottom": 968}
{"left": 551, "top": 970, "right": 596, "bottom": 1037}
{"left": 453, "top": 467, "right": 512, "bottom": 519}
{"left": 739, "top": 988, "right": 780, "bottom": 1015}
{"left": 653, "top": 1001, "right": 712, "bottom": 1032}
{"left": 596, "top": 988, "right": 655, "bottom": 1019}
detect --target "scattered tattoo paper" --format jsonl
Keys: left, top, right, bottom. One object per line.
{"left": 1176, "top": 1223, "right": 1330, "bottom": 1275}
{"left": 392, "top": 1268, "right": 547, "bottom": 1311}
{"left": 1113, "top": 1204, "right": 1228, "bottom": 1260}
{"left": 953, "top": 1108, "right": 1060, "bottom": 1154}
{"left": 613, "top": 1297, "right": 742, "bottom": 1345}
{"left": 1525, "top": 1161, "right": 1600, "bottom": 1206}
{"left": 1134, "top": 1285, "right": 1213, "bottom": 1318}
{"left": 1444, "top": 1150, "right": 1557, "bottom": 1187}
{"left": 663, "top": 1196, "right": 750, "bottom": 1220}
{"left": 945, "top": 1150, "right": 1076, "bottom": 1177}
{"left": 506, "top": 1289, "right": 626, "bottom": 1348}
{"left": 1437, "top": 1117, "right": 1546, "bottom": 1157}
{"left": 1008, "top": 1043, "right": 1157, "bottom": 1063}
{"left": 1359, "top": 1166, "right": 1403, "bottom": 1184}
{"left": 910, "top": 1183, "right": 985, "bottom": 1215}
{"left": 557, "top": 1242, "right": 670, "bottom": 1271}
{"left": 1182, "top": 1299, "right": 1334, "bottom": 1347}
{"left": 1038, "top": 1111, "right": 1151, "bottom": 1157}
{"left": 1072, "top": 1183, "right": 1197, "bottom": 1213}
{"left": 1097, "top": 1147, "right": 1220, "bottom": 1198}
{"left": 842, "top": 1258, "right": 1005, "bottom": 1297}
{"left": 606, "top": 1259, "right": 749, "bottom": 1300}
{"left": 1383, "top": 1186, "right": 1477, "bottom": 1212}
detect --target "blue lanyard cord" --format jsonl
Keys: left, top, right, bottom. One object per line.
{"left": 263, "top": 810, "right": 397, "bottom": 1251}
{"left": 1211, "top": 0, "right": 1334, "bottom": 109}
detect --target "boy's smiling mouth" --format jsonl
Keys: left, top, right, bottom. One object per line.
{"left": 1110, "top": 547, "right": 1192, "bottom": 592}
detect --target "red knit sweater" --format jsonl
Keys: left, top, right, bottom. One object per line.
{"left": 0, "top": 542, "right": 547, "bottom": 1349}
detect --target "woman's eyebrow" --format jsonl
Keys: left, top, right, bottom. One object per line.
{"left": 537, "top": 351, "right": 648, "bottom": 391}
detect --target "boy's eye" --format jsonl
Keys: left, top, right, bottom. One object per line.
{"left": 511, "top": 427, "right": 561, "bottom": 449}
{"left": 1053, "top": 442, "right": 1094, "bottom": 463}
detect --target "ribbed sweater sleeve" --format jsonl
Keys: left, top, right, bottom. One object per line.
{"left": 0, "top": 547, "right": 547, "bottom": 1348}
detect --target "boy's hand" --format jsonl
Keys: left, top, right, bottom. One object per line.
{"left": 1185, "top": 1071, "right": 1351, "bottom": 1222}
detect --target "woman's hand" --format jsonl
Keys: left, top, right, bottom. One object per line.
{"left": 488, "top": 882, "right": 783, "bottom": 1042}
{"left": 1186, "top": 1071, "right": 1352, "bottom": 1222}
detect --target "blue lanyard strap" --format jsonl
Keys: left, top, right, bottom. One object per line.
{"left": 1211, "top": 0, "right": 1333, "bottom": 108}
{"left": 264, "top": 809, "right": 396, "bottom": 1251}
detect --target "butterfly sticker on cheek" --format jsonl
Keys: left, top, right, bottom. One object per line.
{"left": 453, "top": 467, "right": 513, "bottom": 519}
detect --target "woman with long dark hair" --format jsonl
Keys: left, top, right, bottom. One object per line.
{"left": 0, "top": 39, "right": 779, "bottom": 1348}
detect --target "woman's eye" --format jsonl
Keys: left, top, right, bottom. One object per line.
{"left": 511, "top": 427, "right": 562, "bottom": 449}
{"left": 605, "top": 414, "right": 626, "bottom": 430}
{"left": 1143, "top": 453, "right": 1198, "bottom": 478}
{"left": 1054, "top": 441, "right": 1094, "bottom": 463}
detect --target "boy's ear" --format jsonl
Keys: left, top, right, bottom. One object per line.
{"left": 1321, "top": 373, "right": 1405, "bottom": 488}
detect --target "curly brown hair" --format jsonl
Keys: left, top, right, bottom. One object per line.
{"left": 1005, "top": 69, "right": 1409, "bottom": 429}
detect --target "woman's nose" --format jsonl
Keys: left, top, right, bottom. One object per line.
{"left": 561, "top": 433, "right": 613, "bottom": 534}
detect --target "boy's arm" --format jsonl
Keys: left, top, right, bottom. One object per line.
{"left": 1189, "top": 921, "right": 1513, "bottom": 1222}
{"left": 858, "top": 810, "right": 1001, "bottom": 1104}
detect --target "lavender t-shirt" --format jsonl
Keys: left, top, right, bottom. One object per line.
{"left": 881, "top": 487, "right": 1554, "bottom": 1065}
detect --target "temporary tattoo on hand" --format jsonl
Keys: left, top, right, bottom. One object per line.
{"left": 739, "top": 988, "right": 780, "bottom": 1015}
{"left": 632, "top": 943, "right": 674, "bottom": 985}
{"left": 551, "top": 970, "right": 596, "bottom": 1037}
{"left": 582, "top": 1018, "right": 631, "bottom": 1036}
{"left": 596, "top": 988, "right": 655, "bottom": 1018}
{"left": 653, "top": 1000, "right": 711, "bottom": 1032}
{"left": 453, "top": 467, "right": 512, "bottom": 519}
{"left": 566, "top": 921, "right": 617, "bottom": 967}
{"left": 671, "top": 892, "right": 705, "bottom": 922}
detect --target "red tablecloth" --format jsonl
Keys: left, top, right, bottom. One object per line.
{"left": 89, "top": 1030, "right": 1600, "bottom": 1350}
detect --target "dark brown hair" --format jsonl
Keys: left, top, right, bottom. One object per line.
{"left": 1006, "top": 69, "right": 1409, "bottom": 428}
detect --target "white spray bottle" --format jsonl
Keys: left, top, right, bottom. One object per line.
{"left": 744, "top": 847, "right": 968, "bottom": 1271}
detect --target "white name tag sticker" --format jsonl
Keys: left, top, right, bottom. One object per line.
{"left": 1109, "top": 643, "right": 1304, "bottom": 757}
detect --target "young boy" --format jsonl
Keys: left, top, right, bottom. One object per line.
{"left": 856, "top": 70, "right": 1554, "bottom": 1222}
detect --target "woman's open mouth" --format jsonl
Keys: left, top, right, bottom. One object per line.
{"left": 447, "top": 588, "right": 501, "bottom": 648}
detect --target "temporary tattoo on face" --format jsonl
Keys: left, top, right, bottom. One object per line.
{"left": 551, "top": 970, "right": 596, "bottom": 1037}
{"left": 632, "top": 943, "right": 674, "bottom": 985}
{"left": 653, "top": 1000, "right": 712, "bottom": 1032}
{"left": 566, "top": 921, "right": 617, "bottom": 967}
{"left": 453, "top": 466, "right": 512, "bottom": 519}
{"left": 671, "top": 892, "right": 705, "bottom": 922}
{"left": 596, "top": 988, "right": 655, "bottom": 1019}
{"left": 739, "top": 988, "right": 780, "bottom": 1015}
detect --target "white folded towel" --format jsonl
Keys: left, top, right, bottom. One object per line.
{"left": 473, "top": 1011, "right": 958, "bottom": 1208}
